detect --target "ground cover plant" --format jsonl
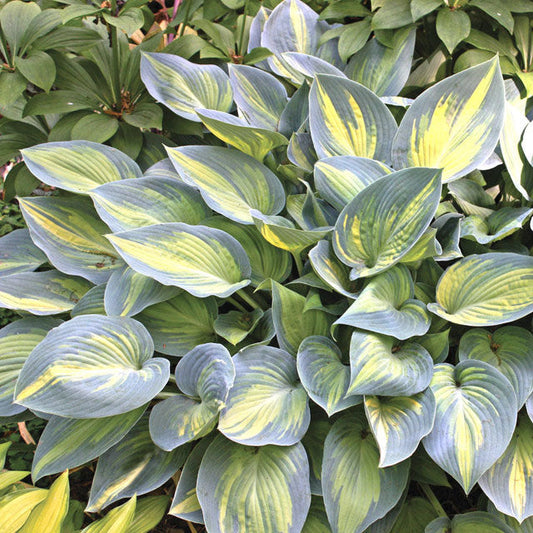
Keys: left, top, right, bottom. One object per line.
{"left": 1, "top": 0, "right": 533, "bottom": 531}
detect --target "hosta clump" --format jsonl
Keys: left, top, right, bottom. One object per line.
{"left": 1, "top": 1, "right": 533, "bottom": 531}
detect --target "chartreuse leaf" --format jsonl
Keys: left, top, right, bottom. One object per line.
{"left": 309, "top": 74, "right": 398, "bottom": 161}
{"left": 198, "top": 435, "right": 310, "bottom": 533}
{"left": 0, "top": 318, "right": 61, "bottom": 417}
{"left": 427, "top": 253, "right": 533, "bottom": 326}
{"left": 15, "top": 315, "right": 169, "bottom": 418}
{"left": 87, "top": 415, "right": 190, "bottom": 512}
{"left": 423, "top": 360, "right": 517, "bottom": 493}
{"left": 90, "top": 176, "right": 210, "bottom": 233}
{"left": 335, "top": 265, "right": 431, "bottom": 339}
{"left": 138, "top": 293, "right": 217, "bottom": 356}
{"left": 0, "top": 488, "right": 48, "bottom": 532}
{"left": 108, "top": 223, "right": 251, "bottom": 298}
{"left": 314, "top": 156, "right": 392, "bottom": 211}
{"left": 426, "top": 512, "right": 514, "bottom": 533}
{"left": 196, "top": 109, "right": 288, "bottom": 161}
{"left": 392, "top": 58, "right": 505, "bottom": 182}
{"left": 347, "top": 331, "right": 434, "bottom": 397}
{"left": 0, "top": 228, "right": 47, "bottom": 276}
{"left": 297, "top": 336, "right": 361, "bottom": 416}
{"left": 345, "top": 28, "right": 416, "bottom": 97}
{"left": 71, "top": 284, "right": 106, "bottom": 317}
{"left": 81, "top": 496, "right": 136, "bottom": 533}
{"left": 272, "top": 282, "right": 331, "bottom": 356}
{"left": 150, "top": 344, "right": 234, "bottom": 450}
{"left": 218, "top": 345, "right": 310, "bottom": 446}
{"left": 19, "top": 471, "right": 69, "bottom": 533}
{"left": 167, "top": 146, "right": 285, "bottom": 225}
{"left": 104, "top": 267, "right": 181, "bottom": 317}
{"left": 479, "top": 411, "right": 533, "bottom": 523}
{"left": 214, "top": 308, "right": 264, "bottom": 345}
{"left": 228, "top": 64, "right": 288, "bottom": 131}
{"left": 18, "top": 196, "right": 124, "bottom": 285}
{"left": 333, "top": 168, "right": 442, "bottom": 279}
{"left": 140, "top": 53, "right": 233, "bottom": 122}
{"left": 364, "top": 390, "right": 436, "bottom": 467}
{"left": 129, "top": 495, "right": 170, "bottom": 533}
{"left": 0, "top": 270, "right": 91, "bottom": 316}
{"left": 459, "top": 326, "right": 533, "bottom": 408}
{"left": 32, "top": 405, "right": 147, "bottom": 481}
{"left": 22, "top": 141, "right": 141, "bottom": 194}
{"left": 322, "top": 411, "right": 410, "bottom": 533}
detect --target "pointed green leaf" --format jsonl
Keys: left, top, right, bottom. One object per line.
{"left": 272, "top": 282, "right": 331, "bottom": 356}
{"left": 297, "top": 335, "right": 361, "bottom": 416}
{"left": 335, "top": 265, "right": 431, "bottom": 339}
{"left": 333, "top": 168, "right": 442, "bottom": 279}
{"left": 432, "top": 213, "right": 463, "bottom": 261}
{"left": 150, "top": 343, "right": 234, "bottom": 450}
{"left": 436, "top": 8, "right": 471, "bottom": 54}
{"left": 392, "top": 58, "right": 505, "bottom": 182}
{"left": 71, "top": 284, "right": 106, "bottom": 317}
{"left": 19, "top": 196, "right": 124, "bottom": 284}
{"left": 218, "top": 345, "right": 310, "bottom": 446}
{"left": 364, "top": 390, "right": 436, "bottom": 467}
{"left": 86, "top": 415, "right": 190, "bottom": 512}
{"left": 302, "top": 496, "right": 332, "bottom": 533}
{"left": 15, "top": 315, "right": 169, "bottom": 418}
{"left": 108, "top": 223, "right": 251, "bottom": 298}
{"left": 288, "top": 133, "right": 318, "bottom": 172}
{"left": 309, "top": 74, "right": 398, "bottom": 162}
{"left": 427, "top": 253, "right": 533, "bottom": 326}
{"left": 167, "top": 146, "right": 285, "bottom": 225}
{"left": 22, "top": 141, "right": 141, "bottom": 194}
{"left": 81, "top": 496, "right": 136, "bottom": 533}
{"left": 0, "top": 488, "right": 49, "bottom": 532}
{"left": 70, "top": 114, "right": 119, "bottom": 144}
{"left": 32, "top": 405, "right": 146, "bottom": 481}
{"left": 90, "top": 176, "right": 210, "bottom": 233}
{"left": 423, "top": 360, "right": 517, "bottom": 493}
{"left": 0, "top": 228, "right": 47, "bottom": 276}
{"left": 141, "top": 52, "right": 233, "bottom": 122}
{"left": 390, "top": 497, "right": 438, "bottom": 533}
{"left": 137, "top": 292, "right": 217, "bottom": 356}
{"left": 322, "top": 411, "right": 410, "bottom": 533}
{"left": 347, "top": 331, "right": 434, "bottom": 397}
{"left": 426, "top": 512, "right": 514, "bottom": 533}
{"left": 214, "top": 308, "right": 264, "bottom": 345}
{"left": 0, "top": 0, "right": 40, "bottom": 55}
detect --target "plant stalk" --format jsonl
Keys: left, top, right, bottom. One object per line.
{"left": 178, "top": 0, "right": 193, "bottom": 38}
{"left": 292, "top": 252, "right": 304, "bottom": 276}
{"left": 419, "top": 483, "right": 448, "bottom": 518}
{"left": 236, "top": 289, "right": 261, "bottom": 310}
{"left": 227, "top": 296, "right": 247, "bottom": 313}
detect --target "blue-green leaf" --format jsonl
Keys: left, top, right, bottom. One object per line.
{"left": 0, "top": 228, "right": 47, "bottom": 276}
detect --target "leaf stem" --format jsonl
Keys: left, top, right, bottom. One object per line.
{"left": 178, "top": 0, "right": 193, "bottom": 38}
{"left": 110, "top": 24, "right": 122, "bottom": 107}
{"left": 228, "top": 296, "right": 247, "bottom": 313}
{"left": 156, "top": 392, "right": 178, "bottom": 399}
{"left": 419, "top": 483, "right": 448, "bottom": 518}
{"left": 237, "top": 1, "right": 248, "bottom": 56}
{"left": 236, "top": 289, "right": 261, "bottom": 310}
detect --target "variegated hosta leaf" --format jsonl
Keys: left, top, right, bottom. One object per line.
{"left": 302, "top": 419, "right": 330, "bottom": 496}
{"left": 347, "top": 331, "right": 434, "bottom": 397}
{"left": 460, "top": 207, "right": 533, "bottom": 244}
{"left": 218, "top": 345, "right": 310, "bottom": 446}
{"left": 479, "top": 411, "right": 533, "bottom": 523}
{"left": 18, "top": 196, "right": 123, "bottom": 284}
{"left": 205, "top": 216, "right": 292, "bottom": 287}
{"left": 81, "top": 496, "right": 136, "bottom": 533}
{"left": 281, "top": 52, "right": 346, "bottom": 80}
{"left": 297, "top": 336, "right": 361, "bottom": 416}
{"left": 197, "top": 435, "right": 311, "bottom": 533}
{"left": 129, "top": 496, "right": 171, "bottom": 533}
{"left": 104, "top": 266, "right": 181, "bottom": 317}
{"left": 228, "top": 63, "right": 288, "bottom": 131}
{"left": 302, "top": 496, "right": 331, "bottom": 533}
{"left": 314, "top": 156, "right": 392, "bottom": 211}
{"left": 90, "top": 176, "right": 210, "bottom": 233}
{"left": 288, "top": 132, "right": 318, "bottom": 172}
{"left": 71, "top": 284, "right": 106, "bottom": 317}
{"left": 272, "top": 282, "right": 331, "bottom": 356}
{"left": 167, "top": 145, "right": 285, "bottom": 225}
{"left": 15, "top": 315, "right": 169, "bottom": 418}
{"left": 137, "top": 293, "right": 217, "bottom": 356}
{"left": 364, "top": 390, "right": 436, "bottom": 467}
{"left": 322, "top": 411, "right": 410, "bottom": 533}
{"left": 427, "top": 253, "right": 533, "bottom": 326}
{"left": 389, "top": 497, "right": 438, "bottom": 533}
{"left": 399, "top": 228, "right": 441, "bottom": 265}
{"left": 432, "top": 213, "right": 463, "bottom": 262}
{"left": 528, "top": 396, "right": 533, "bottom": 424}
{"left": 392, "top": 58, "right": 505, "bottom": 182}
{"left": 418, "top": 329, "right": 450, "bottom": 364}
{"left": 333, "top": 168, "right": 442, "bottom": 279}
{"left": 423, "top": 360, "right": 517, "bottom": 493}
{"left": 279, "top": 82, "right": 310, "bottom": 137}
{"left": 0, "top": 488, "right": 48, "bottom": 532}
{"left": 86, "top": 415, "right": 190, "bottom": 512}
{"left": 345, "top": 28, "right": 416, "bottom": 97}
{"left": 214, "top": 308, "right": 264, "bottom": 345}
{"left": 108, "top": 223, "right": 251, "bottom": 298}
{"left": 334, "top": 265, "right": 431, "bottom": 339}
{"left": 487, "top": 500, "right": 533, "bottom": 533}
{"left": 196, "top": 109, "right": 288, "bottom": 161}
{"left": 22, "top": 140, "right": 141, "bottom": 194}
{"left": 32, "top": 405, "right": 147, "bottom": 481}
{"left": 0, "top": 270, "right": 91, "bottom": 316}
{"left": 0, "top": 228, "right": 47, "bottom": 276}
{"left": 426, "top": 512, "right": 514, "bottom": 533}
{"left": 0, "top": 318, "right": 61, "bottom": 417}
{"left": 140, "top": 52, "right": 233, "bottom": 122}
{"left": 149, "top": 343, "right": 234, "bottom": 450}
{"left": 459, "top": 327, "right": 533, "bottom": 408}
{"left": 309, "top": 241, "right": 358, "bottom": 298}
{"left": 309, "top": 74, "right": 398, "bottom": 161}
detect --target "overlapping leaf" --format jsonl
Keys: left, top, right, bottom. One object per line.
{"left": 0, "top": 228, "right": 47, "bottom": 276}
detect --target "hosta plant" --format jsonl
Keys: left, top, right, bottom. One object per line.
{"left": 1, "top": 1, "right": 533, "bottom": 531}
